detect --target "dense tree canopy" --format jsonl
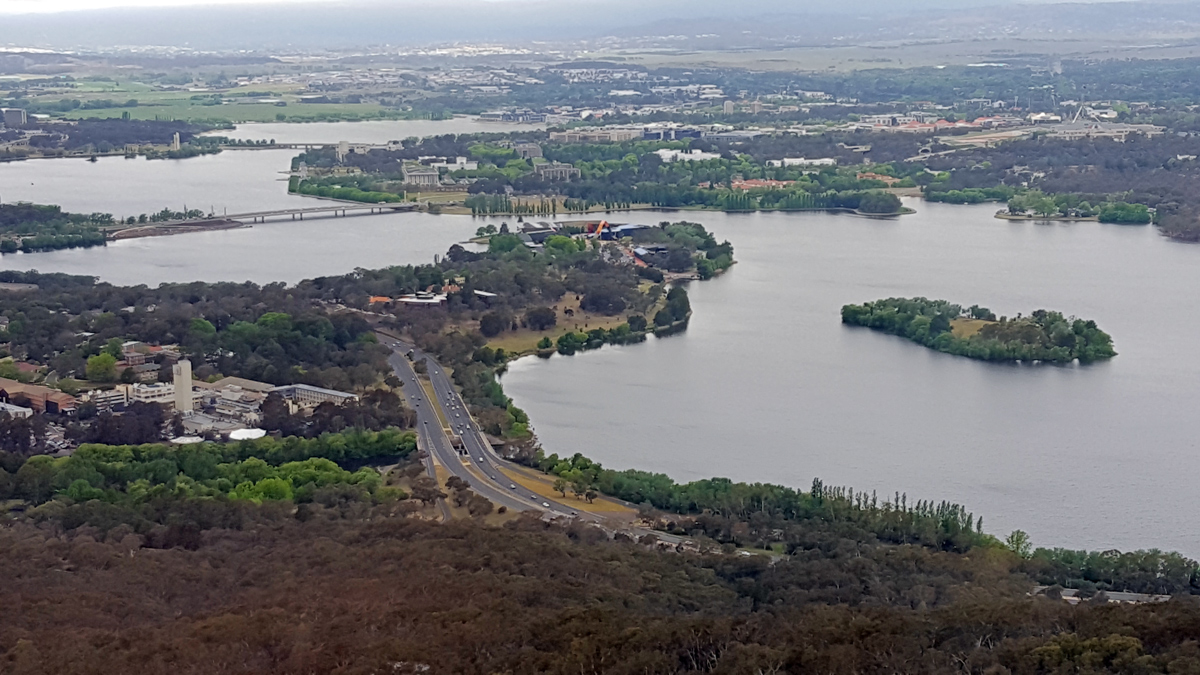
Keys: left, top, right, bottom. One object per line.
{"left": 842, "top": 297, "right": 1117, "bottom": 363}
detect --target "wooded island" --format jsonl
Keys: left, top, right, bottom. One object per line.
{"left": 841, "top": 297, "right": 1116, "bottom": 363}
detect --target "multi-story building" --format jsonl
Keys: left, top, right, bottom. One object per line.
{"left": 533, "top": 162, "right": 581, "bottom": 181}
{"left": 1, "top": 108, "right": 27, "bottom": 128}
{"left": 0, "top": 378, "right": 76, "bottom": 414}
{"left": 270, "top": 384, "right": 359, "bottom": 409}
{"left": 549, "top": 128, "right": 642, "bottom": 143}
{"left": 0, "top": 402, "right": 33, "bottom": 418}
{"left": 513, "top": 142, "right": 543, "bottom": 159}
{"left": 402, "top": 165, "right": 440, "bottom": 186}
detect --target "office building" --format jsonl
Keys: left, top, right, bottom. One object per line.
{"left": 173, "top": 359, "right": 193, "bottom": 414}
{"left": 1, "top": 108, "right": 27, "bottom": 128}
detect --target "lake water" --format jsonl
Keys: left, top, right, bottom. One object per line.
{"left": 0, "top": 150, "right": 481, "bottom": 285}
{"left": 3, "top": 149, "right": 1199, "bottom": 556}
{"left": 502, "top": 204, "right": 1200, "bottom": 557}
{"left": 210, "top": 116, "right": 543, "bottom": 145}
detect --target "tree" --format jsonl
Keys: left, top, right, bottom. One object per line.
{"left": 104, "top": 337, "right": 124, "bottom": 358}
{"left": 536, "top": 336, "right": 553, "bottom": 350}
{"left": 1005, "top": 530, "right": 1033, "bottom": 559}
{"left": 85, "top": 353, "right": 118, "bottom": 382}
{"left": 553, "top": 478, "right": 568, "bottom": 497}
{"left": 479, "top": 312, "right": 507, "bottom": 338}
{"left": 584, "top": 489, "right": 597, "bottom": 503}
{"left": 56, "top": 378, "right": 80, "bottom": 395}
{"left": 525, "top": 307, "right": 557, "bottom": 331}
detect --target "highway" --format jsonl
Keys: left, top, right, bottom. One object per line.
{"left": 384, "top": 339, "right": 593, "bottom": 520}
{"left": 379, "top": 334, "right": 690, "bottom": 547}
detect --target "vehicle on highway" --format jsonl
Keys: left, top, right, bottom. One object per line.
{"left": 542, "top": 502, "right": 550, "bottom": 508}
{"left": 509, "top": 484, "right": 517, "bottom": 489}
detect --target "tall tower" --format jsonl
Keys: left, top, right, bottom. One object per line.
{"left": 172, "top": 359, "right": 193, "bottom": 414}
{"left": 171, "top": 132, "right": 181, "bottom": 151}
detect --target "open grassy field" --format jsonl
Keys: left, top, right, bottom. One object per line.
{"left": 951, "top": 317, "right": 993, "bottom": 339}
{"left": 483, "top": 293, "right": 633, "bottom": 355}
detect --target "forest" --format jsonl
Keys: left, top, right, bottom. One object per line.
{"left": 841, "top": 297, "right": 1117, "bottom": 363}
{"left": 0, "top": 270, "right": 391, "bottom": 393}
{"left": 920, "top": 134, "right": 1200, "bottom": 240}
{"left": 3, "top": 461, "right": 1200, "bottom": 674}
{"left": 0, "top": 203, "right": 110, "bottom": 254}
{"left": 292, "top": 133, "right": 911, "bottom": 215}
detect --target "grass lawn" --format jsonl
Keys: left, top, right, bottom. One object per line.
{"left": 951, "top": 318, "right": 994, "bottom": 338}
{"left": 484, "top": 294, "right": 632, "bottom": 355}
{"left": 411, "top": 190, "right": 470, "bottom": 203}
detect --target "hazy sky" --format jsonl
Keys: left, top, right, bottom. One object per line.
{"left": 0, "top": 0, "right": 321, "bottom": 12}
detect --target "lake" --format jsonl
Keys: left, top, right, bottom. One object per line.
{"left": 0, "top": 149, "right": 482, "bottom": 285}
{"left": 3, "top": 148, "right": 1199, "bottom": 556}
{"left": 501, "top": 204, "right": 1200, "bottom": 557}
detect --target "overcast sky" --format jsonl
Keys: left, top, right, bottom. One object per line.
{"left": 0, "top": 0, "right": 326, "bottom": 12}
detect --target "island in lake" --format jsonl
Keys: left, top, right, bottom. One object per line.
{"left": 841, "top": 297, "right": 1116, "bottom": 363}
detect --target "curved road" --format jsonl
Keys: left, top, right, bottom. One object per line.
{"left": 385, "top": 339, "right": 595, "bottom": 521}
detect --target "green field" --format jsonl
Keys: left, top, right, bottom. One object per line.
{"left": 20, "top": 80, "right": 402, "bottom": 124}
{"left": 63, "top": 101, "right": 392, "bottom": 123}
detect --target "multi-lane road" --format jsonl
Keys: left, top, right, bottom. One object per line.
{"left": 383, "top": 336, "right": 595, "bottom": 521}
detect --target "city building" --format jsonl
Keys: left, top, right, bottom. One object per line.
{"left": 396, "top": 291, "right": 448, "bottom": 307}
{"left": 1028, "top": 112, "right": 1064, "bottom": 124}
{"left": 731, "top": 178, "right": 795, "bottom": 191}
{"left": 1, "top": 108, "right": 27, "bottom": 128}
{"left": 766, "top": 157, "right": 837, "bottom": 168}
{"left": 0, "top": 378, "right": 76, "bottom": 414}
{"left": 549, "top": 128, "right": 641, "bottom": 143}
{"left": 723, "top": 100, "right": 735, "bottom": 115}
{"left": 0, "top": 402, "right": 33, "bottom": 419}
{"left": 642, "top": 126, "right": 702, "bottom": 141}
{"left": 857, "top": 172, "right": 902, "bottom": 186}
{"left": 513, "top": 142, "right": 543, "bottom": 159}
{"left": 655, "top": 148, "right": 721, "bottom": 163}
{"left": 1047, "top": 122, "right": 1164, "bottom": 141}
{"left": 428, "top": 156, "right": 478, "bottom": 171}
{"left": 533, "top": 162, "right": 581, "bottom": 181}
{"left": 173, "top": 359, "right": 193, "bottom": 414}
{"left": 84, "top": 386, "right": 130, "bottom": 411}
{"left": 270, "top": 384, "right": 359, "bottom": 409}
{"left": 701, "top": 130, "right": 764, "bottom": 143}
{"left": 129, "top": 382, "right": 174, "bottom": 406}
{"left": 402, "top": 165, "right": 441, "bottom": 186}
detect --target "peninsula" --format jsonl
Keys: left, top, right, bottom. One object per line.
{"left": 841, "top": 297, "right": 1116, "bottom": 363}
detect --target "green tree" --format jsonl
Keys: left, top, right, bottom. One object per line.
{"left": 1006, "top": 530, "right": 1033, "bottom": 559}
{"left": 104, "top": 337, "right": 124, "bottom": 358}
{"left": 86, "top": 353, "right": 118, "bottom": 382}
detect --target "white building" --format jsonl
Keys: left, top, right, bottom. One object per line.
{"left": 766, "top": 157, "right": 837, "bottom": 168}
{"left": 270, "top": 384, "right": 359, "bottom": 409}
{"left": 0, "top": 401, "right": 32, "bottom": 418}
{"left": 655, "top": 148, "right": 721, "bottom": 163}
{"left": 173, "top": 359, "right": 193, "bottom": 414}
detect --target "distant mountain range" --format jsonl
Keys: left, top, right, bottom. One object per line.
{"left": 0, "top": 0, "right": 1197, "bottom": 53}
